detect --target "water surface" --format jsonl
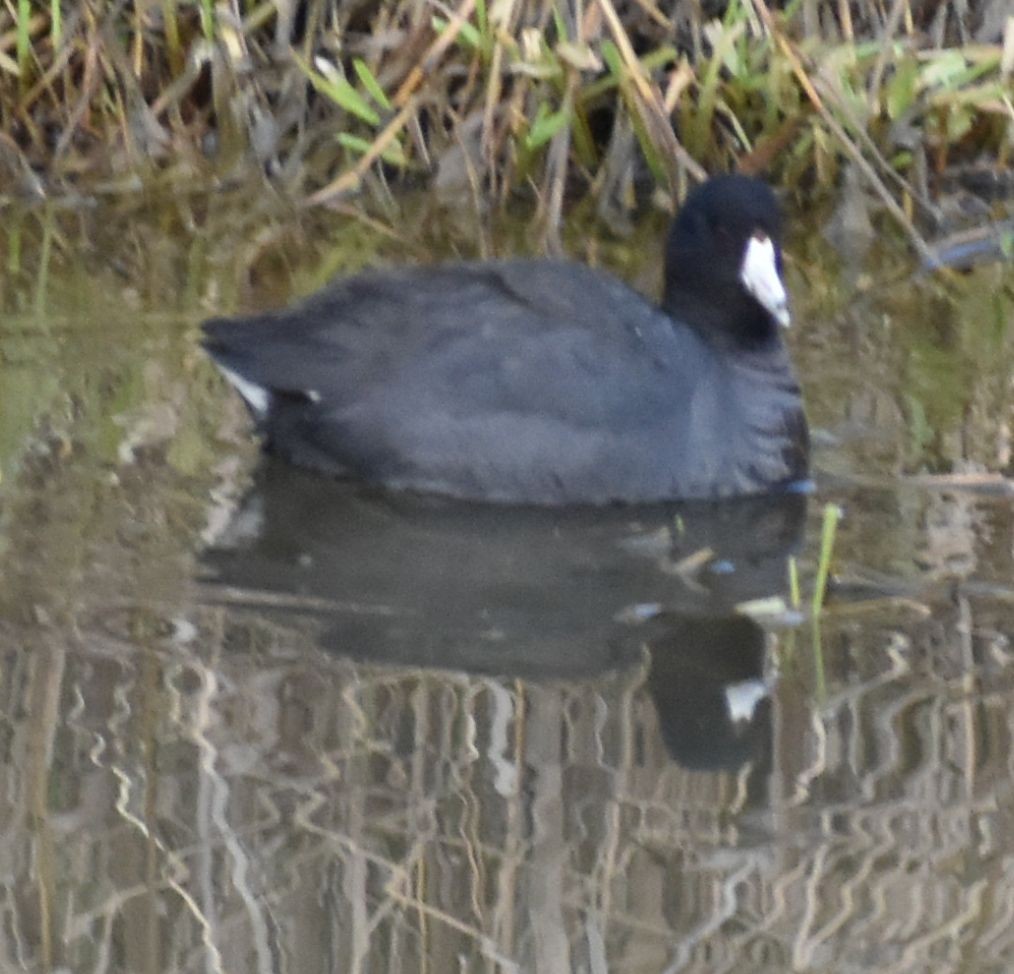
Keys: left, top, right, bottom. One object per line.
{"left": 1, "top": 189, "right": 1013, "bottom": 973}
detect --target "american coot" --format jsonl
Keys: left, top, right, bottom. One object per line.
{"left": 202, "top": 175, "right": 808, "bottom": 505}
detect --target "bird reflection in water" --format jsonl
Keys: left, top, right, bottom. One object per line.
{"left": 202, "top": 460, "right": 804, "bottom": 772}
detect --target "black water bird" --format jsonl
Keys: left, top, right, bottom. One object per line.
{"left": 202, "top": 175, "right": 808, "bottom": 504}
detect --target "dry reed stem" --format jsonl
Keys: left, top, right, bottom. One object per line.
{"left": 751, "top": 0, "right": 940, "bottom": 267}
{"left": 596, "top": 0, "right": 705, "bottom": 184}
{"left": 393, "top": 0, "right": 477, "bottom": 107}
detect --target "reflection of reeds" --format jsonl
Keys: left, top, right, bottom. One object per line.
{"left": 6, "top": 592, "right": 1014, "bottom": 972}
{"left": 1, "top": 2, "right": 1009, "bottom": 236}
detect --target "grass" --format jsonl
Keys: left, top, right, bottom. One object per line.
{"left": 812, "top": 502, "right": 843, "bottom": 615}
{"left": 0, "top": 1, "right": 1010, "bottom": 246}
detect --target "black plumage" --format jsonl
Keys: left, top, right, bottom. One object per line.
{"left": 203, "top": 175, "right": 808, "bottom": 505}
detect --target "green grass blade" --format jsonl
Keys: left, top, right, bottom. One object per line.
{"left": 476, "top": 0, "right": 488, "bottom": 43}
{"left": 432, "top": 15, "right": 481, "bottom": 50}
{"left": 812, "top": 503, "right": 843, "bottom": 615}
{"left": 337, "top": 131, "right": 407, "bottom": 166}
{"left": 294, "top": 55, "right": 381, "bottom": 126}
{"left": 50, "top": 0, "right": 62, "bottom": 48}
{"left": 199, "top": 0, "right": 215, "bottom": 39}
{"left": 353, "top": 58, "right": 392, "bottom": 111}
{"left": 788, "top": 555, "right": 800, "bottom": 609}
{"left": 17, "top": 0, "right": 31, "bottom": 89}
{"left": 525, "top": 102, "right": 570, "bottom": 150}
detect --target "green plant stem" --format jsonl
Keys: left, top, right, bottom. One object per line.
{"left": 50, "top": 0, "right": 62, "bottom": 48}
{"left": 162, "top": 0, "right": 182, "bottom": 74}
{"left": 812, "top": 503, "right": 843, "bottom": 615}
{"left": 199, "top": 0, "right": 215, "bottom": 39}
{"left": 17, "top": 0, "right": 31, "bottom": 93}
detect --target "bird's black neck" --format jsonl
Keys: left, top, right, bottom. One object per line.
{"left": 661, "top": 287, "right": 783, "bottom": 354}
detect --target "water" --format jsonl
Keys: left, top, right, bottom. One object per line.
{"left": 1, "top": 189, "right": 1013, "bottom": 973}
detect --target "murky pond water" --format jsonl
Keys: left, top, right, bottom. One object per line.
{"left": 1, "top": 189, "right": 1013, "bottom": 973}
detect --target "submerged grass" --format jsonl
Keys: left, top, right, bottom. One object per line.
{"left": 0, "top": 1, "right": 1010, "bottom": 244}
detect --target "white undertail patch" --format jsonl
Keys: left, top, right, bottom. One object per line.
{"left": 218, "top": 365, "right": 270, "bottom": 418}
